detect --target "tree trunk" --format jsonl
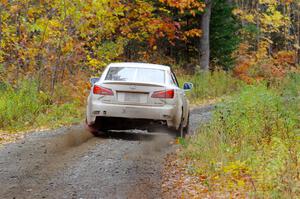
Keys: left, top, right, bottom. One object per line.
{"left": 199, "top": 0, "right": 212, "bottom": 71}
{"left": 0, "top": 7, "right": 2, "bottom": 52}
{"left": 15, "top": 12, "right": 21, "bottom": 87}
{"left": 297, "top": 7, "right": 300, "bottom": 64}
{"left": 255, "top": 1, "right": 260, "bottom": 50}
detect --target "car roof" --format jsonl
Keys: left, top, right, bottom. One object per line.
{"left": 108, "top": 62, "right": 171, "bottom": 71}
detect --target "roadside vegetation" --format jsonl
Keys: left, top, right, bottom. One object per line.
{"left": 177, "top": 71, "right": 244, "bottom": 104}
{"left": 171, "top": 73, "right": 300, "bottom": 198}
{"left": 0, "top": 81, "right": 83, "bottom": 133}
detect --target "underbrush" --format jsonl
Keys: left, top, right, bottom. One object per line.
{"left": 183, "top": 73, "right": 300, "bottom": 198}
{"left": 0, "top": 80, "right": 83, "bottom": 132}
{"left": 177, "top": 71, "right": 244, "bottom": 104}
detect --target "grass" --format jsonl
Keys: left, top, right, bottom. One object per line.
{"left": 177, "top": 70, "right": 244, "bottom": 104}
{"left": 0, "top": 80, "right": 84, "bottom": 133}
{"left": 181, "top": 73, "right": 300, "bottom": 198}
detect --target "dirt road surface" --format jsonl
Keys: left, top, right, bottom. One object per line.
{"left": 0, "top": 105, "right": 213, "bottom": 199}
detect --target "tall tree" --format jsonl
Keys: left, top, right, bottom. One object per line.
{"left": 199, "top": 0, "right": 212, "bottom": 71}
{"left": 210, "top": 0, "right": 240, "bottom": 70}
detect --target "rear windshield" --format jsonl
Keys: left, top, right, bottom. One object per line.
{"left": 105, "top": 67, "right": 165, "bottom": 84}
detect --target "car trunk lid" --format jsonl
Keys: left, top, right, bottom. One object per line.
{"left": 101, "top": 81, "right": 166, "bottom": 106}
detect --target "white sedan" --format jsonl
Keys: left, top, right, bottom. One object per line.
{"left": 86, "top": 62, "right": 193, "bottom": 137}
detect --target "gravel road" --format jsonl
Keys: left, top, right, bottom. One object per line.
{"left": 0, "top": 105, "right": 213, "bottom": 199}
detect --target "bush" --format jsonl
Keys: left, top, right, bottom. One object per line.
{"left": 278, "top": 72, "right": 300, "bottom": 98}
{"left": 0, "top": 80, "right": 83, "bottom": 131}
{"left": 0, "top": 81, "right": 44, "bottom": 130}
{"left": 184, "top": 83, "right": 300, "bottom": 197}
{"left": 36, "top": 103, "right": 83, "bottom": 128}
{"left": 177, "top": 71, "right": 244, "bottom": 103}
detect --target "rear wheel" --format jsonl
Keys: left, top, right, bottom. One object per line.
{"left": 183, "top": 114, "right": 190, "bottom": 136}
{"left": 85, "top": 118, "right": 99, "bottom": 136}
{"left": 85, "top": 117, "right": 111, "bottom": 136}
{"left": 176, "top": 114, "right": 189, "bottom": 138}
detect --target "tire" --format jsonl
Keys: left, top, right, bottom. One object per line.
{"left": 183, "top": 114, "right": 190, "bottom": 136}
{"left": 176, "top": 114, "right": 189, "bottom": 138}
{"left": 85, "top": 118, "right": 99, "bottom": 136}
{"left": 85, "top": 117, "right": 111, "bottom": 136}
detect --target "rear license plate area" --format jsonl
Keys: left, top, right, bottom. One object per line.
{"left": 117, "top": 92, "right": 148, "bottom": 103}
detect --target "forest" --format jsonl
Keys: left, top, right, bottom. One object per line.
{"left": 0, "top": 0, "right": 300, "bottom": 197}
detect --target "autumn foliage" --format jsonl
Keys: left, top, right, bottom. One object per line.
{"left": 232, "top": 0, "right": 300, "bottom": 83}
{"left": 0, "top": 0, "right": 206, "bottom": 102}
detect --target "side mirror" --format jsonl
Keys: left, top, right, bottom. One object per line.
{"left": 90, "top": 77, "right": 100, "bottom": 85}
{"left": 183, "top": 82, "right": 193, "bottom": 91}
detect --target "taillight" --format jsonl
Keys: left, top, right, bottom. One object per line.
{"left": 93, "top": 85, "right": 113, "bottom": 95}
{"left": 151, "top": 89, "right": 174, "bottom": 99}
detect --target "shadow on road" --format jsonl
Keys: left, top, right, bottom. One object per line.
{"left": 95, "top": 130, "right": 171, "bottom": 142}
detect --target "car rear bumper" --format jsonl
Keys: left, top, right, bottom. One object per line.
{"left": 87, "top": 102, "right": 177, "bottom": 127}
